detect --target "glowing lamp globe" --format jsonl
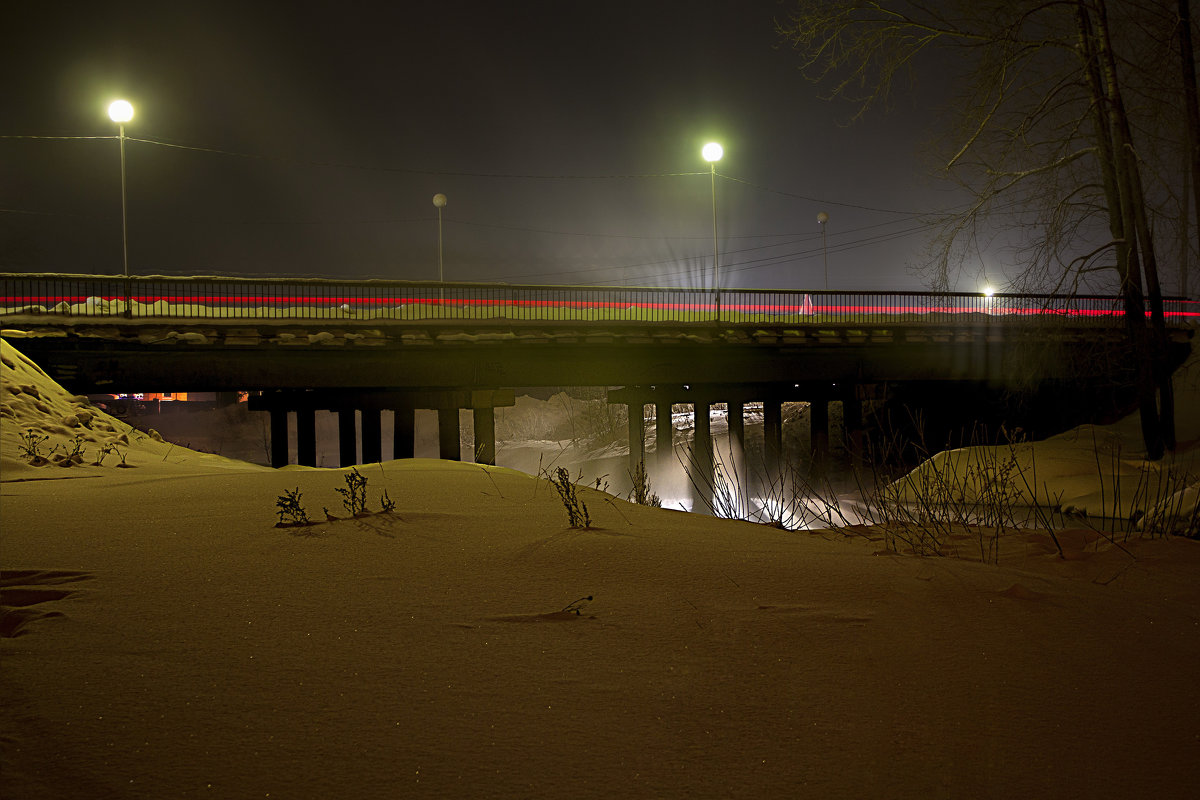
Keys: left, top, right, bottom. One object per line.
{"left": 817, "top": 211, "right": 829, "bottom": 225}
{"left": 108, "top": 100, "right": 134, "bottom": 123}
{"left": 701, "top": 142, "right": 723, "bottom": 163}
{"left": 432, "top": 193, "right": 447, "bottom": 208}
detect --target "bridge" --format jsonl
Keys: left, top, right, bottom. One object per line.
{"left": 2, "top": 273, "right": 1194, "bottom": 481}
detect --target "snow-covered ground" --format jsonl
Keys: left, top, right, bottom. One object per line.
{"left": 888, "top": 337, "right": 1200, "bottom": 534}
{"left": 2, "top": 334, "right": 1199, "bottom": 798}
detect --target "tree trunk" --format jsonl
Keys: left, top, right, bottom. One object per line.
{"left": 1078, "top": 0, "right": 1164, "bottom": 459}
{"left": 1092, "top": 0, "right": 1175, "bottom": 451}
{"left": 1180, "top": 0, "right": 1200, "bottom": 290}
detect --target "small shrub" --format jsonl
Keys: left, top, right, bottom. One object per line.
{"left": 335, "top": 467, "right": 369, "bottom": 516}
{"left": 380, "top": 489, "right": 397, "bottom": 513}
{"left": 94, "top": 443, "right": 116, "bottom": 466}
{"left": 66, "top": 435, "right": 85, "bottom": 459}
{"left": 18, "top": 429, "right": 49, "bottom": 461}
{"left": 562, "top": 595, "right": 594, "bottom": 615}
{"left": 550, "top": 467, "right": 591, "bottom": 528}
{"left": 627, "top": 460, "right": 662, "bottom": 507}
{"left": 276, "top": 488, "right": 311, "bottom": 526}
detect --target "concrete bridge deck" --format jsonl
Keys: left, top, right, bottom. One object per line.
{"left": 2, "top": 274, "right": 1193, "bottom": 476}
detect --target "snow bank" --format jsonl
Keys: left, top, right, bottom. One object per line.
{"left": 2, "top": 335, "right": 1200, "bottom": 798}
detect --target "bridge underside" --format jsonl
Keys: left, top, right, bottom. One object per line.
{"left": 4, "top": 321, "right": 1191, "bottom": 477}
{"left": 5, "top": 320, "right": 1176, "bottom": 392}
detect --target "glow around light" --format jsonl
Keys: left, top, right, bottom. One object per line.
{"left": 701, "top": 142, "right": 723, "bottom": 162}
{"left": 983, "top": 286, "right": 996, "bottom": 298}
{"left": 108, "top": 99, "right": 134, "bottom": 123}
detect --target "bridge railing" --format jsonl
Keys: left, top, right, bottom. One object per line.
{"left": 0, "top": 273, "right": 1194, "bottom": 325}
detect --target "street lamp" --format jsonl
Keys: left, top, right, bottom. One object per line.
{"left": 432, "top": 193, "right": 447, "bottom": 282}
{"left": 817, "top": 211, "right": 829, "bottom": 290}
{"left": 108, "top": 100, "right": 134, "bottom": 280}
{"left": 701, "top": 142, "right": 723, "bottom": 314}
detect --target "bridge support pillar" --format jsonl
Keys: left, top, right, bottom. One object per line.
{"left": 627, "top": 402, "right": 645, "bottom": 473}
{"left": 727, "top": 400, "right": 745, "bottom": 468}
{"left": 763, "top": 400, "right": 782, "bottom": 477}
{"left": 393, "top": 408, "right": 415, "bottom": 459}
{"left": 338, "top": 410, "right": 357, "bottom": 467}
{"left": 727, "top": 401, "right": 745, "bottom": 504}
{"left": 296, "top": 408, "right": 317, "bottom": 467}
{"left": 655, "top": 402, "right": 673, "bottom": 470}
{"left": 692, "top": 402, "right": 713, "bottom": 511}
{"left": 361, "top": 408, "right": 382, "bottom": 464}
{"left": 269, "top": 409, "right": 289, "bottom": 468}
{"left": 438, "top": 408, "right": 460, "bottom": 461}
{"left": 473, "top": 407, "right": 496, "bottom": 465}
{"left": 841, "top": 385, "right": 864, "bottom": 462}
{"left": 810, "top": 398, "right": 829, "bottom": 477}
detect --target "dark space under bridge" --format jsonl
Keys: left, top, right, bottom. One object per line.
{"left": 1, "top": 273, "right": 1194, "bottom": 482}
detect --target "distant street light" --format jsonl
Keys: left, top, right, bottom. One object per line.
{"left": 817, "top": 211, "right": 829, "bottom": 290}
{"left": 108, "top": 100, "right": 134, "bottom": 279}
{"left": 432, "top": 193, "right": 447, "bottom": 283}
{"left": 701, "top": 142, "right": 723, "bottom": 314}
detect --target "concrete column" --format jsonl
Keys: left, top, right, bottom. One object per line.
{"left": 810, "top": 398, "right": 830, "bottom": 477}
{"left": 655, "top": 402, "right": 673, "bottom": 470}
{"left": 361, "top": 408, "right": 382, "bottom": 464}
{"left": 763, "top": 400, "right": 782, "bottom": 477}
{"left": 393, "top": 408, "right": 415, "bottom": 459}
{"left": 627, "top": 402, "right": 645, "bottom": 472}
{"left": 726, "top": 400, "right": 746, "bottom": 508}
{"left": 438, "top": 407, "right": 460, "bottom": 461}
{"left": 269, "top": 409, "right": 289, "bottom": 468}
{"left": 296, "top": 408, "right": 317, "bottom": 467}
{"left": 727, "top": 400, "right": 745, "bottom": 471}
{"left": 473, "top": 406, "right": 496, "bottom": 465}
{"left": 841, "top": 385, "right": 864, "bottom": 461}
{"left": 338, "top": 409, "right": 357, "bottom": 467}
{"left": 693, "top": 402, "right": 713, "bottom": 505}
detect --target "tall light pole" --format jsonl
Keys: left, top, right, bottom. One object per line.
{"left": 108, "top": 100, "right": 134, "bottom": 279}
{"left": 432, "top": 193, "right": 447, "bottom": 283}
{"left": 701, "top": 142, "right": 723, "bottom": 316}
{"left": 817, "top": 211, "right": 829, "bottom": 290}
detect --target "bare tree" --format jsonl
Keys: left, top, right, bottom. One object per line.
{"left": 1181, "top": 0, "right": 1200, "bottom": 287}
{"left": 778, "top": 0, "right": 1196, "bottom": 458}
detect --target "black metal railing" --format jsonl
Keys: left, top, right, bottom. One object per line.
{"left": 0, "top": 273, "right": 1195, "bottom": 326}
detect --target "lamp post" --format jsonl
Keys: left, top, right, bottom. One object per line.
{"left": 817, "top": 211, "right": 829, "bottom": 290}
{"left": 432, "top": 193, "right": 447, "bottom": 283}
{"left": 107, "top": 100, "right": 134, "bottom": 279}
{"left": 701, "top": 142, "right": 723, "bottom": 317}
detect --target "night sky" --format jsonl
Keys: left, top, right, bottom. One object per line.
{"left": 3, "top": 0, "right": 971, "bottom": 290}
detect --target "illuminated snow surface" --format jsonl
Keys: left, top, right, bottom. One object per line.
{"left": 2, "top": 334, "right": 1199, "bottom": 799}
